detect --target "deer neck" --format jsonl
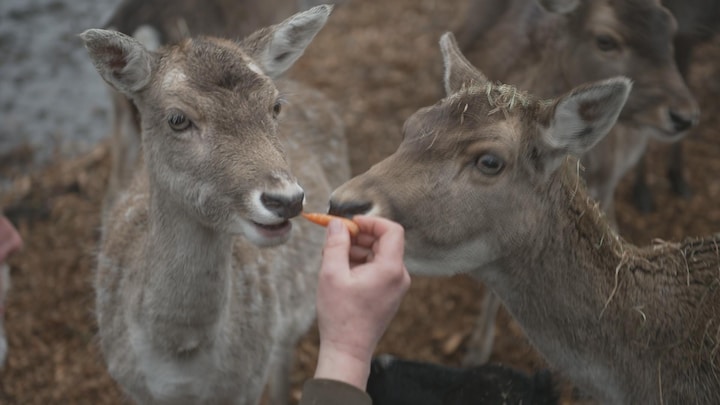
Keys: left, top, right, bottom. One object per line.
{"left": 481, "top": 162, "right": 631, "bottom": 370}
{"left": 140, "top": 182, "right": 233, "bottom": 334}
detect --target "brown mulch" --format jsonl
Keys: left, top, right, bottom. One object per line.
{"left": 1, "top": 1, "right": 719, "bottom": 404}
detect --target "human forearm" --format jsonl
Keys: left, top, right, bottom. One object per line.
{"left": 313, "top": 343, "right": 371, "bottom": 390}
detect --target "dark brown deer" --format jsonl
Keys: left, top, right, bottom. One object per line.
{"left": 82, "top": 5, "right": 350, "bottom": 404}
{"left": 329, "top": 33, "right": 720, "bottom": 404}
{"left": 451, "top": 0, "right": 700, "bottom": 364}
{"left": 632, "top": 0, "right": 720, "bottom": 211}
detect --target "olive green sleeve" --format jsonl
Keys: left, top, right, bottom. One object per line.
{"left": 298, "top": 378, "right": 372, "bottom": 405}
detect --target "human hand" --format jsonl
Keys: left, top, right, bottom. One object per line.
{"left": 313, "top": 215, "right": 411, "bottom": 390}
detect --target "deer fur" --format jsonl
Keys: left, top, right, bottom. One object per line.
{"left": 328, "top": 33, "right": 720, "bottom": 404}
{"left": 450, "top": 0, "right": 701, "bottom": 364}
{"left": 82, "top": 5, "right": 350, "bottom": 404}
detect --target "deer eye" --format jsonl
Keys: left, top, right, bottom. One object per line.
{"left": 168, "top": 112, "right": 191, "bottom": 131}
{"left": 272, "top": 101, "right": 282, "bottom": 118}
{"left": 475, "top": 153, "right": 505, "bottom": 175}
{"left": 595, "top": 34, "right": 620, "bottom": 52}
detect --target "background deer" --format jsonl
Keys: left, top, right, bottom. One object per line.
{"left": 81, "top": 5, "right": 350, "bottom": 404}
{"left": 99, "top": 0, "right": 339, "bottom": 217}
{"left": 633, "top": 0, "right": 720, "bottom": 212}
{"left": 450, "top": 0, "right": 700, "bottom": 364}
{"left": 328, "top": 33, "right": 720, "bottom": 404}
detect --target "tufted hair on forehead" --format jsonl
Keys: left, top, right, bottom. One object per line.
{"left": 401, "top": 83, "right": 538, "bottom": 155}
{"left": 162, "top": 37, "right": 270, "bottom": 95}
{"left": 440, "top": 82, "right": 540, "bottom": 138}
{"left": 450, "top": 82, "right": 535, "bottom": 115}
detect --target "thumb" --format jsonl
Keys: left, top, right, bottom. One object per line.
{"left": 321, "top": 219, "right": 351, "bottom": 272}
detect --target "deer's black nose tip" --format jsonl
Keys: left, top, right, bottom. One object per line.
{"left": 668, "top": 110, "right": 694, "bottom": 133}
{"left": 261, "top": 191, "right": 304, "bottom": 219}
{"left": 328, "top": 200, "right": 372, "bottom": 218}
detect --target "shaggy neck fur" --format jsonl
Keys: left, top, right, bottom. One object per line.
{"left": 479, "top": 159, "right": 720, "bottom": 404}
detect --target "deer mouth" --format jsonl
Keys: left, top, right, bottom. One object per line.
{"left": 252, "top": 220, "right": 292, "bottom": 238}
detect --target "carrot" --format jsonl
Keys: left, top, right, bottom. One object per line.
{"left": 300, "top": 212, "right": 360, "bottom": 237}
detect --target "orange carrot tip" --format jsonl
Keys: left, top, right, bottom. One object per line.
{"left": 300, "top": 212, "right": 360, "bottom": 237}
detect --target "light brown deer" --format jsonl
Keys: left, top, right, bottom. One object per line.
{"left": 328, "top": 33, "right": 720, "bottom": 404}
{"left": 452, "top": 0, "right": 700, "bottom": 364}
{"left": 99, "top": 0, "right": 338, "bottom": 216}
{"left": 81, "top": 5, "right": 350, "bottom": 404}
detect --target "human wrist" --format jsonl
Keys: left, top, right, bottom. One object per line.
{"left": 314, "top": 343, "right": 372, "bottom": 391}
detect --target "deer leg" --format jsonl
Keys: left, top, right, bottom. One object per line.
{"left": 667, "top": 37, "right": 695, "bottom": 199}
{"left": 463, "top": 291, "right": 502, "bottom": 366}
{"left": 632, "top": 155, "right": 655, "bottom": 213}
{"left": 668, "top": 139, "right": 692, "bottom": 198}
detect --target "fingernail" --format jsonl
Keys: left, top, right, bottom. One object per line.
{"left": 327, "top": 219, "right": 343, "bottom": 236}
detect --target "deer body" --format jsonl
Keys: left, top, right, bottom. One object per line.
{"left": 328, "top": 34, "right": 720, "bottom": 404}
{"left": 83, "top": 6, "right": 349, "bottom": 404}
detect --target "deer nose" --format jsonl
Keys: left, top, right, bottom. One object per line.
{"left": 261, "top": 191, "right": 304, "bottom": 219}
{"left": 328, "top": 200, "right": 373, "bottom": 218}
{"left": 668, "top": 109, "right": 695, "bottom": 133}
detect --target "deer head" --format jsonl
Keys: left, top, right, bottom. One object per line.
{"left": 540, "top": 0, "right": 697, "bottom": 140}
{"left": 329, "top": 33, "right": 630, "bottom": 276}
{"left": 81, "top": 5, "right": 332, "bottom": 247}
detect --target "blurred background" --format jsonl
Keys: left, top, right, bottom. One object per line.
{"left": 0, "top": 0, "right": 120, "bottom": 185}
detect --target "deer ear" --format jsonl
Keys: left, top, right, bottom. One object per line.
{"left": 241, "top": 4, "right": 332, "bottom": 79}
{"left": 537, "top": 0, "right": 581, "bottom": 14}
{"left": 439, "top": 32, "right": 488, "bottom": 95}
{"left": 80, "top": 29, "right": 154, "bottom": 95}
{"left": 539, "top": 77, "right": 632, "bottom": 172}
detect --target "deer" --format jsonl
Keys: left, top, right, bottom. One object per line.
{"left": 632, "top": 0, "right": 720, "bottom": 212}
{"left": 328, "top": 33, "right": 720, "bottom": 404}
{"left": 98, "top": 0, "right": 339, "bottom": 217}
{"left": 80, "top": 5, "right": 350, "bottom": 404}
{"left": 449, "top": 0, "right": 700, "bottom": 365}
